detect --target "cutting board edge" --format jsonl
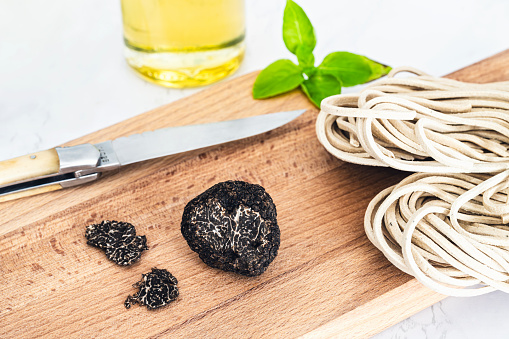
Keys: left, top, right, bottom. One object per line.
{"left": 300, "top": 279, "right": 445, "bottom": 338}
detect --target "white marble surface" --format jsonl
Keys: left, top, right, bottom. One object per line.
{"left": 2, "top": 0, "right": 509, "bottom": 337}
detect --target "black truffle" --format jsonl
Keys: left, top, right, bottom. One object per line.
{"left": 124, "top": 268, "right": 179, "bottom": 310}
{"left": 85, "top": 220, "right": 148, "bottom": 266}
{"left": 181, "top": 180, "right": 280, "bottom": 276}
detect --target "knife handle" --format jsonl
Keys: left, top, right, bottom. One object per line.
{"left": 0, "top": 149, "right": 60, "bottom": 187}
{"left": 0, "top": 144, "right": 105, "bottom": 202}
{"left": 0, "top": 184, "right": 63, "bottom": 203}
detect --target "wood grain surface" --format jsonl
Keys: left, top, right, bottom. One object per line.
{"left": 1, "top": 49, "right": 508, "bottom": 338}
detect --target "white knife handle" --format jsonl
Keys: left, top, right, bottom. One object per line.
{"left": 0, "top": 149, "right": 62, "bottom": 202}
{"left": 0, "top": 144, "right": 102, "bottom": 202}
{"left": 0, "top": 149, "right": 60, "bottom": 187}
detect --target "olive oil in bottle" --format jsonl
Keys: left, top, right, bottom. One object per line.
{"left": 121, "top": 0, "right": 245, "bottom": 88}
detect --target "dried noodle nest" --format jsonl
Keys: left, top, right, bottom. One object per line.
{"left": 316, "top": 67, "right": 509, "bottom": 173}
{"left": 316, "top": 67, "right": 509, "bottom": 296}
{"left": 365, "top": 171, "right": 509, "bottom": 296}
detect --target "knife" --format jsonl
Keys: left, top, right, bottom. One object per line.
{"left": 0, "top": 109, "right": 305, "bottom": 202}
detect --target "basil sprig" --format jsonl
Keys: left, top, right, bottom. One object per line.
{"left": 253, "top": 0, "right": 391, "bottom": 108}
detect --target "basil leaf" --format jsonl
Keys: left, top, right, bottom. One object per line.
{"left": 296, "top": 45, "right": 315, "bottom": 69}
{"left": 302, "top": 66, "right": 317, "bottom": 78}
{"left": 301, "top": 73, "right": 342, "bottom": 107}
{"left": 366, "top": 59, "right": 392, "bottom": 82}
{"left": 253, "top": 1, "right": 391, "bottom": 106}
{"left": 318, "top": 51, "right": 390, "bottom": 87}
{"left": 283, "top": 0, "right": 316, "bottom": 55}
{"left": 253, "top": 59, "right": 304, "bottom": 99}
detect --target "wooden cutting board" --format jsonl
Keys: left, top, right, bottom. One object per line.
{"left": 1, "top": 50, "right": 509, "bottom": 338}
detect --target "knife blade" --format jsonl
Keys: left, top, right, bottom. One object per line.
{"left": 0, "top": 109, "right": 305, "bottom": 202}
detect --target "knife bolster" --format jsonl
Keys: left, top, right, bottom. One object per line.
{"left": 0, "top": 149, "right": 61, "bottom": 187}
{"left": 56, "top": 144, "right": 101, "bottom": 174}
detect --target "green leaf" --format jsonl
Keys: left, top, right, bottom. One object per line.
{"left": 296, "top": 45, "right": 315, "bottom": 69}
{"left": 302, "top": 66, "right": 317, "bottom": 78}
{"left": 253, "top": 59, "right": 304, "bottom": 99}
{"left": 301, "top": 73, "right": 342, "bottom": 107}
{"left": 365, "top": 59, "right": 392, "bottom": 82}
{"left": 283, "top": 0, "right": 316, "bottom": 55}
{"left": 318, "top": 51, "right": 390, "bottom": 87}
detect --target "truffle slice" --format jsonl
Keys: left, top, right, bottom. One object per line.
{"left": 85, "top": 220, "right": 148, "bottom": 266}
{"left": 181, "top": 180, "right": 280, "bottom": 276}
{"left": 124, "top": 268, "right": 179, "bottom": 310}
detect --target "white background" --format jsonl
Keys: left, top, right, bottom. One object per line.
{"left": 1, "top": 0, "right": 509, "bottom": 337}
